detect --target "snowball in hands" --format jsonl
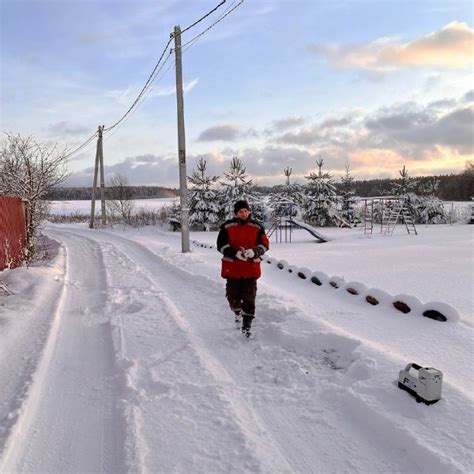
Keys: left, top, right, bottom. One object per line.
{"left": 244, "top": 249, "right": 255, "bottom": 259}
{"left": 236, "top": 250, "right": 247, "bottom": 261}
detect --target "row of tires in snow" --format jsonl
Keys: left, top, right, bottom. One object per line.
{"left": 191, "top": 240, "right": 459, "bottom": 323}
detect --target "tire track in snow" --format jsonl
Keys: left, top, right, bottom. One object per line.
{"left": 1, "top": 230, "right": 126, "bottom": 473}
{"left": 96, "top": 235, "right": 294, "bottom": 473}
{"left": 110, "top": 229, "right": 472, "bottom": 474}
{"left": 77, "top": 228, "right": 466, "bottom": 473}
{"left": 43, "top": 226, "right": 469, "bottom": 473}
{"left": 0, "top": 247, "right": 65, "bottom": 463}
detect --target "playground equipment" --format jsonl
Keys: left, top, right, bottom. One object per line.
{"left": 267, "top": 217, "right": 330, "bottom": 243}
{"left": 362, "top": 196, "right": 417, "bottom": 235}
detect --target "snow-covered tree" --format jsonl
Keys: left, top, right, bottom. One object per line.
{"left": 268, "top": 167, "right": 302, "bottom": 218}
{"left": 166, "top": 201, "right": 182, "bottom": 231}
{"left": 0, "top": 133, "right": 69, "bottom": 262}
{"left": 339, "top": 164, "right": 357, "bottom": 225}
{"left": 389, "top": 165, "right": 419, "bottom": 218}
{"left": 415, "top": 196, "right": 447, "bottom": 224}
{"left": 247, "top": 189, "right": 267, "bottom": 223}
{"left": 188, "top": 157, "right": 220, "bottom": 231}
{"left": 414, "top": 177, "right": 447, "bottom": 224}
{"left": 391, "top": 165, "right": 418, "bottom": 197}
{"left": 302, "top": 158, "right": 338, "bottom": 226}
{"left": 218, "top": 157, "right": 253, "bottom": 220}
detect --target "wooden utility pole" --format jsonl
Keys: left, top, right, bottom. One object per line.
{"left": 89, "top": 125, "right": 106, "bottom": 228}
{"left": 173, "top": 25, "right": 190, "bottom": 253}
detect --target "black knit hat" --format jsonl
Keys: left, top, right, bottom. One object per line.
{"left": 234, "top": 200, "right": 250, "bottom": 214}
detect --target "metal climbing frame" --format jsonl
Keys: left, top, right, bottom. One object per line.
{"left": 362, "top": 196, "right": 417, "bottom": 235}
{"left": 267, "top": 217, "right": 294, "bottom": 243}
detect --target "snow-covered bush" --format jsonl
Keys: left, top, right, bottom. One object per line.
{"left": 0, "top": 133, "right": 69, "bottom": 262}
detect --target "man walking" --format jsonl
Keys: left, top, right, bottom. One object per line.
{"left": 217, "top": 200, "right": 270, "bottom": 337}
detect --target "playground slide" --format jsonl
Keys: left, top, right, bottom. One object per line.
{"left": 288, "top": 218, "right": 331, "bottom": 243}
{"left": 332, "top": 213, "right": 352, "bottom": 228}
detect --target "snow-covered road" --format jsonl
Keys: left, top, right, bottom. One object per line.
{"left": 1, "top": 224, "right": 472, "bottom": 473}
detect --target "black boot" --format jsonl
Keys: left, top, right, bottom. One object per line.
{"left": 241, "top": 314, "right": 254, "bottom": 338}
{"left": 234, "top": 310, "right": 242, "bottom": 324}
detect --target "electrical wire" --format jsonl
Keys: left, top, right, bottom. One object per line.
{"left": 63, "top": 131, "right": 98, "bottom": 160}
{"left": 104, "top": 0, "right": 228, "bottom": 135}
{"left": 180, "top": 0, "right": 227, "bottom": 35}
{"left": 102, "top": 54, "right": 175, "bottom": 149}
{"left": 62, "top": 0, "right": 243, "bottom": 159}
{"left": 103, "top": 37, "right": 174, "bottom": 133}
{"left": 181, "top": 0, "right": 244, "bottom": 50}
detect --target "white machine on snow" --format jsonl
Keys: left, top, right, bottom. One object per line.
{"left": 398, "top": 363, "right": 443, "bottom": 405}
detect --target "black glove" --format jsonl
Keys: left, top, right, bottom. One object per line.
{"left": 223, "top": 247, "right": 237, "bottom": 258}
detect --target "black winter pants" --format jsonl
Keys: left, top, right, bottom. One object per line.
{"left": 225, "top": 278, "right": 257, "bottom": 316}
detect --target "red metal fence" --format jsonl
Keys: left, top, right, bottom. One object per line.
{"left": 0, "top": 196, "right": 27, "bottom": 270}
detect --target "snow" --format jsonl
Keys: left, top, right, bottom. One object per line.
{"left": 48, "top": 198, "right": 178, "bottom": 215}
{"left": 0, "top": 222, "right": 473, "bottom": 473}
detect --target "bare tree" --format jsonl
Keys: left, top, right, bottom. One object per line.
{"left": 106, "top": 173, "right": 134, "bottom": 224}
{"left": 0, "top": 133, "right": 69, "bottom": 261}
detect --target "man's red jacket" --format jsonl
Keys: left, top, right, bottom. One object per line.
{"left": 217, "top": 216, "right": 270, "bottom": 279}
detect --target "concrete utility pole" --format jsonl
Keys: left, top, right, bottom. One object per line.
{"left": 89, "top": 125, "right": 106, "bottom": 228}
{"left": 99, "top": 125, "right": 106, "bottom": 226}
{"left": 173, "top": 25, "right": 190, "bottom": 253}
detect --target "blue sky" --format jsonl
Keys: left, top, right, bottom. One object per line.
{"left": 1, "top": 0, "right": 473, "bottom": 187}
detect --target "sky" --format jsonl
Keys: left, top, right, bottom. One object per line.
{"left": 1, "top": 0, "right": 473, "bottom": 187}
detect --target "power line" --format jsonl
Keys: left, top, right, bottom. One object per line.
{"left": 181, "top": 0, "right": 244, "bottom": 50}
{"left": 102, "top": 55, "right": 175, "bottom": 146}
{"left": 63, "top": 0, "right": 243, "bottom": 158}
{"left": 63, "top": 131, "right": 98, "bottom": 160}
{"left": 180, "top": 0, "right": 227, "bottom": 35}
{"left": 104, "top": 0, "right": 229, "bottom": 134}
{"left": 103, "top": 37, "right": 174, "bottom": 133}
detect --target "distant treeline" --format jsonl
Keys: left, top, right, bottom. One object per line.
{"left": 350, "top": 173, "right": 473, "bottom": 200}
{"left": 48, "top": 172, "right": 473, "bottom": 202}
{"left": 257, "top": 173, "right": 473, "bottom": 201}
{"left": 46, "top": 186, "right": 178, "bottom": 200}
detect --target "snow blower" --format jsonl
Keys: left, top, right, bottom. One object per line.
{"left": 398, "top": 363, "right": 443, "bottom": 405}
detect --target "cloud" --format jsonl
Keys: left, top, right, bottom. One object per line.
{"left": 276, "top": 127, "right": 323, "bottom": 146}
{"left": 464, "top": 90, "right": 474, "bottom": 102}
{"left": 198, "top": 124, "right": 240, "bottom": 141}
{"left": 66, "top": 90, "right": 473, "bottom": 185}
{"left": 197, "top": 124, "right": 259, "bottom": 142}
{"left": 269, "top": 116, "right": 308, "bottom": 132}
{"left": 310, "top": 22, "right": 474, "bottom": 72}
{"left": 427, "top": 98, "right": 458, "bottom": 111}
{"left": 66, "top": 153, "right": 180, "bottom": 187}
{"left": 149, "top": 78, "right": 199, "bottom": 98}
{"left": 364, "top": 103, "right": 474, "bottom": 154}
{"left": 348, "top": 146, "right": 468, "bottom": 178}
{"left": 320, "top": 116, "right": 354, "bottom": 128}
{"left": 274, "top": 113, "right": 358, "bottom": 146}
{"left": 46, "top": 121, "right": 90, "bottom": 137}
